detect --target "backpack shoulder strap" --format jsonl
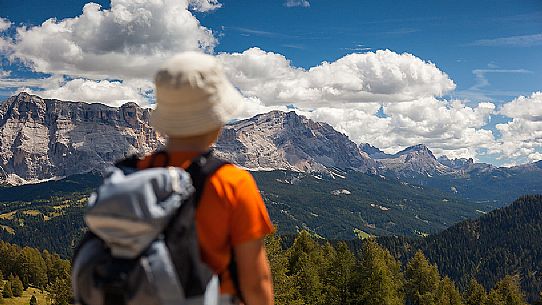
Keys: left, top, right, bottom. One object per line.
{"left": 186, "top": 150, "right": 230, "bottom": 206}
{"left": 185, "top": 152, "right": 245, "bottom": 302}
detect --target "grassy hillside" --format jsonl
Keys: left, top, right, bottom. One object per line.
{"left": 0, "top": 286, "right": 48, "bottom": 305}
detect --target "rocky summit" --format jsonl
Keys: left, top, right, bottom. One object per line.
{"left": 214, "top": 110, "right": 378, "bottom": 173}
{"left": 0, "top": 93, "right": 164, "bottom": 184}
{"left": 376, "top": 144, "right": 449, "bottom": 178}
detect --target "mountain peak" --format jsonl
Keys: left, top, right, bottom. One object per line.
{"left": 359, "top": 143, "right": 392, "bottom": 159}
{"left": 215, "top": 110, "right": 377, "bottom": 173}
{"left": 398, "top": 144, "right": 432, "bottom": 154}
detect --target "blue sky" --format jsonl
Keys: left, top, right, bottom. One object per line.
{"left": 0, "top": 0, "right": 541, "bottom": 166}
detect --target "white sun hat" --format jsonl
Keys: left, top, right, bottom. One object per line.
{"left": 151, "top": 52, "right": 243, "bottom": 137}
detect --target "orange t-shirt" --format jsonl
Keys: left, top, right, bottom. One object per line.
{"left": 137, "top": 151, "right": 274, "bottom": 295}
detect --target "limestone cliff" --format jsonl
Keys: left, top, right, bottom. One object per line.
{"left": 0, "top": 93, "right": 164, "bottom": 184}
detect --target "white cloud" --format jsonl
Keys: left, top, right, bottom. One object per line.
{"left": 217, "top": 47, "right": 505, "bottom": 160}
{"left": 529, "top": 152, "right": 542, "bottom": 162}
{"left": 492, "top": 92, "right": 542, "bottom": 162}
{"left": 188, "top": 0, "right": 222, "bottom": 12}
{"left": 218, "top": 47, "right": 455, "bottom": 107}
{"left": 4, "top": 0, "right": 216, "bottom": 80}
{"left": 284, "top": 0, "right": 310, "bottom": 8}
{"left": 0, "top": 17, "right": 11, "bottom": 32}
{"left": 500, "top": 91, "right": 542, "bottom": 120}
{"left": 25, "top": 78, "right": 152, "bottom": 107}
{"left": 299, "top": 98, "right": 496, "bottom": 160}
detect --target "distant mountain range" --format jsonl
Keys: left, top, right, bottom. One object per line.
{"left": 1, "top": 92, "right": 542, "bottom": 206}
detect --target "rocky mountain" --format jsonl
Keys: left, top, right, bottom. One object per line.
{"left": 0, "top": 93, "right": 378, "bottom": 184}
{"left": 215, "top": 111, "right": 378, "bottom": 173}
{"left": 0, "top": 92, "right": 164, "bottom": 184}
{"left": 1, "top": 92, "right": 541, "bottom": 207}
{"left": 375, "top": 144, "right": 449, "bottom": 178}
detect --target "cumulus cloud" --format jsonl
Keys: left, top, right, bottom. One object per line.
{"left": 0, "top": 17, "right": 11, "bottom": 32}
{"left": 216, "top": 47, "right": 506, "bottom": 160}
{"left": 218, "top": 47, "right": 455, "bottom": 107}
{"left": 25, "top": 78, "right": 152, "bottom": 107}
{"left": 500, "top": 91, "right": 542, "bottom": 120}
{"left": 493, "top": 92, "right": 542, "bottom": 161}
{"left": 299, "top": 98, "right": 496, "bottom": 160}
{"left": 4, "top": 0, "right": 216, "bottom": 80}
{"left": 284, "top": 0, "right": 310, "bottom": 8}
{"left": 188, "top": 0, "right": 222, "bottom": 12}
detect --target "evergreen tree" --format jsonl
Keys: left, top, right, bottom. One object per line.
{"left": 354, "top": 239, "right": 404, "bottom": 305}
{"left": 2, "top": 281, "right": 13, "bottom": 298}
{"left": 325, "top": 241, "right": 355, "bottom": 305}
{"left": 435, "top": 277, "right": 463, "bottom": 305}
{"left": 405, "top": 250, "right": 441, "bottom": 305}
{"left": 30, "top": 294, "right": 38, "bottom": 305}
{"left": 464, "top": 278, "right": 487, "bottom": 305}
{"left": 265, "top": 234, "right": 301, "bottom": 305}
{"left": 291, "top": 252, "right": 323, "bottom": 305}
{"left": 286, "top": 230, "right": 327, "bottom": 305}
{"left": 47, "top": 276, "right": 72, "bottom": 305}
{"left": 10, "top": 274, "right": 24, "bottom": 297}
{"left": 487, "top": 275, "right": 527, "bottom": 305}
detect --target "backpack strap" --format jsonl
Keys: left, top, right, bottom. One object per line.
{"left": 185, "top": 152, "right": 245, "bottom": 302}
{"left": 186, "top": 151, "right": 229, "bottom": 206}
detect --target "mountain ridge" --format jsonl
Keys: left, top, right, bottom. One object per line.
{"left": 1, "top": 92, "right": 542, "bottom": 207}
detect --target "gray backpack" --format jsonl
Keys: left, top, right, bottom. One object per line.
{"left": 72, "top": 152, "right": 229, "bottom": 305}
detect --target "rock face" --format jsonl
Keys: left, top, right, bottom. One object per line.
{"left": 376, "top": 144, "right": 449, "bottom": 177}
{"left": 1, "top": 93, "right": 540, "bottom": 186}
{"left": 0, "top": 93, "right": 165, "bottom": 184}
{"left": 215, "top": 111, "right": 378, "bottom": 173}
{"left": 0, "top": 94, "right": 378, "bottom": 184}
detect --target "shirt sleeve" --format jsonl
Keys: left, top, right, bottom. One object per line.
{"left": 230, "top": 171, "right": 274, "bottom": 246}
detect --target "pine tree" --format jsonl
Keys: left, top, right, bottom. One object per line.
{"left": 325, "top": 241, "right": 355, "bottom": 305}
{"left": 264, "top": 234, "right": 301, "bottom": 305}
{"left": 2, "top": 281, "right": 13, "bottom": 298}
{"left": 405, "top": 250, "right": 441, "bottom": 305}
{"left": 464, "top": 278, "right": 487, "bottom": 305}
{"left": 30, "top": 294, "right": 38, "bottom": 305}
{"left": 292, "top": 252, "right": 323, "bottom": 305}
{"left": 10, "top": 274, "right": 24, "bottom": 297}
{"left": 354, "top": 239, "right": 404, "bottom": 305}
{"left": 486, "top": 275, "right": 527, "bottom": 305}
{"left": 435, "top": 277, "right": 463, "bottom": 305}
{"left": 47, "top": 276, "right": 72, "bottom": 305}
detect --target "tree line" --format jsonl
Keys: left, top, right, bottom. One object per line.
{"left": 266, "top": 230, "right": 536, "bottom": 305}
{"left": 0, "top": 241, "right": 71, "bottom": 304}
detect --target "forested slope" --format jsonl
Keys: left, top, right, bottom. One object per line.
{"left": 378, "top": 195, "right": 542, "bottom": 302}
